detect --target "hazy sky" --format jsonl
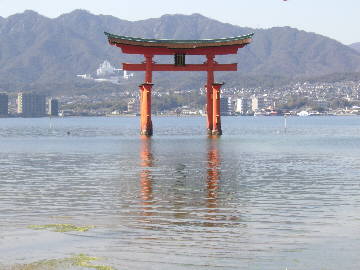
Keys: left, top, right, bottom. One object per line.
{"left": 0, "top": 0, "right": 359, "bottom": 44}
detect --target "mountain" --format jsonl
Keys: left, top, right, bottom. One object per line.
{"left": 0, "top": 10, "right": 360, "bottom": 93}
{"left": 350, "top": 42, "right": 360, "bottom": 53}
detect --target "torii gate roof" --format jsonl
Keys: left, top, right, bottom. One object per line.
{"left": 105, "top": 32, "right": 254, "bottom": 55}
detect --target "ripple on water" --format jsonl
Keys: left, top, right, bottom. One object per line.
{"left": 1, "top": 117, "right": 360, "bottom": 269}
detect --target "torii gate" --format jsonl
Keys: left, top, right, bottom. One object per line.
{"left": 105, "top": 32, "right": 253, "bottom": 136}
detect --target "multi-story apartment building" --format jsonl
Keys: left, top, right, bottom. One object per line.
{"left": 220, "top": 97, "right": 232, "bottom": 116}
{"left": 236, "top": 98, "right": 252, "bottom": 115}
{"left": 49, "top": 98, "right": 59, "bottom": 116}
{"left": 17, "top": 93, "right": 46, "bottom": 117}
{"left": 0, "top": 93, "right": 8, "bottom": 116}
{"left": 251, "top": 96, "right": 266, "bottom": 111}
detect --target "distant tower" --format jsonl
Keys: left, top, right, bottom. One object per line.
{"left": 96, "top": 60, "right": 115, "bottom": 77}
{"left": 49, "top": 98, "right": 59, "bottom": 116}
{"left": 17, "top": 92, "right": 46, "bottom": 117}
{"left": 0, "top": 93, "right": 9, "bottom": 116}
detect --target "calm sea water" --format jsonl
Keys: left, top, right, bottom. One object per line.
{"left": 1, "top": 116, "right": 360, "bottom": 270}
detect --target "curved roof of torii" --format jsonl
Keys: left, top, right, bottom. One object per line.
{"left": 105, "top": 32, "right": 254, "bottom": 51}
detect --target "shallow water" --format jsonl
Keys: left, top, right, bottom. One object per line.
{"left": 1, "top": 116, "right": 360, "bottom": 270}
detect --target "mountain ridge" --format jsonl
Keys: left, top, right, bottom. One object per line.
{"left": 350, "top": 42, "right": 360, "bottom": 53}
{"left": 0, "top": 10, "right": 359, "bottom": 93}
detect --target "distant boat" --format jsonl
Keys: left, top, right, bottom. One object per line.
{"left": 297, "top": 111, "right": 309, "bottom": 117}
{"left": 309, "top": 112, "right": 321, "bottom": 116}
{"left": 254, "top": 111, "right": 266, "bottom": 116}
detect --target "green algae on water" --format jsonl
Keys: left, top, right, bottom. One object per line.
{"left": 6, "top": 254, "right": 116, "bottom": 270}
{"left": 8, "top": 258, "right": 72, "bottom": 270}
{"left": 28, "top": 224, "right": 94, "bottom": 232}
{"left": 72, "top": 254, "right": 116, "bottom": 270}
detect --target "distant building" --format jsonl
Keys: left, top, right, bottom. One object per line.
{"left": 251, "top": 96, "right": 265, "bottom": 111}
{"left": 229, "top": 98, "right": 237, "bottom": 115}
{"left": 312, "top": 99, "right": 330, "bottom": 109}
{"left": 123, "top": 70, "right": 134, "bottom": 80}
{"left": 181, "top": 106, "right": 200, "bottom": 115}
{"left": 220, "top": 97, "right": 231, "bottom": 116}
{"left": 236, "top": 98, "right": 252, "bottom": 115}
{"left": 127, "top": 98, "right": 140, "bottom": 114}
{"left": 264, "top": 97, "right": 275, "bottom": 110}
{"left": 76, "top": 74, "right": 92, "bottom": 80}
{"left": 0, "top": 93, "right": 8, "bottom": 116}
{"left": 77, "top": 60, "right": 134, "bottom": 84}
{"left": 17, "top": 93, "right": 46, "bottom": 117}
{"left": 49, "top": 98, "right": 59, "bottom": 116}
{"left": 96, "top": 61, "right": 115, "bottom": 77}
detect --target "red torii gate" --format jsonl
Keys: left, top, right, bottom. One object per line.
{"left": 105, "top": 32, "right": 253, "bottom": 136}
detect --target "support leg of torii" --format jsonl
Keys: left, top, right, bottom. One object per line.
{"left": 211, "top": 83, "right": 223, "bottom": 136}
{"left": 139, "top": 54, "right": 154, "bottom": 136}
{"left": 139, "top": 83, "right": 153, "bottom": 136}
{"left": 206, "top": 55, "right": 215, "bottom": 135}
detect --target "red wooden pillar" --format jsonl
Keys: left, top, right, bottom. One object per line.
{"left": 139, "top": 54, "right": 154, "bottom": 136}
{"left": 206, "top": 55, "right": 215, "bottom": 134}
{"left": 145, "top": 54, "right": 153, "bottom": 83}
{"left": 139, "top": 83, "right": 153, "bottom": 136}
{"left": 211, "top": 83, "right": 223, "bottom": 136}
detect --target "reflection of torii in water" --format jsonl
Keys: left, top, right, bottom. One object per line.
{"left": 139, "top": 137, "right": 154, "bottom": 216}
{"left": 138, "top": 137, "right": 225, "bottom": 225}
{"left": 205, "top": 138, "right": 221, "bottom": 223}
{"left": 205, "top": 139, "right": 239, "bottom": 224}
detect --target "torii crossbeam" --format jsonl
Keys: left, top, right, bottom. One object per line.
{"left": 105, "top": 32, "right": 254, "bottom": 136}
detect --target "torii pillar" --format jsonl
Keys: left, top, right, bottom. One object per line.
{"left": 139, "top": 55, "right": 154, "bottom": 136}
{"left": 206, "top": 55, "right": 215, "bottom": 135}
{"left": 211, "top": 83, "right": 224, "bottom": 136}
{"left": 139, "top": 82, "right": 153, "bottom": 136}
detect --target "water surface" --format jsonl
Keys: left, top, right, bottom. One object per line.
{"left": 1, "top": 116, "right": 360, "bottom": 270}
